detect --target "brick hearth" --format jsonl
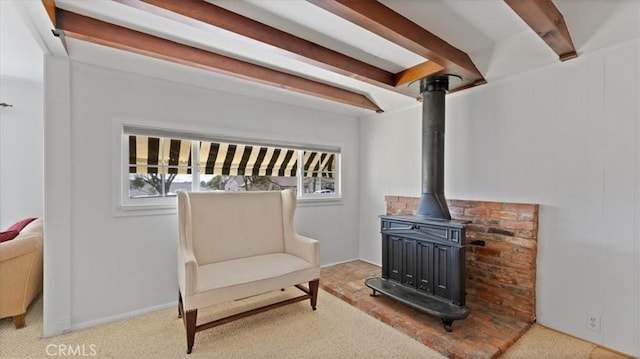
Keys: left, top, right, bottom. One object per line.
{"left": 320, "top": 261, "right": 531, "bottom": 358}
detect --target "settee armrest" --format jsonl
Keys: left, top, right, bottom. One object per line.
{"left": 0, "top": 234, "right": 41, "bottom": 263}
{"left": 286, "top": 234, "right": 319, "bottom": 267}
{"left": 178, "top": 249, "right": 198, "bottom": 297}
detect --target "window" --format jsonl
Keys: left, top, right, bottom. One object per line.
{"left": 128, "top": 135, "right": 193, "bottom": 199}
{"left": 302, "top": 150, "right": 336, "bottom": 195}
{"left": 123, "top": 127, "right": 340, "bottom": 209}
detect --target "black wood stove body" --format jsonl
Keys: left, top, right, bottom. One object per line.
{"left": 365, "top": 74, "right": 469, "bottom": 332}
{"left": 365, "top": 215, "right": 468, "bottom": 331}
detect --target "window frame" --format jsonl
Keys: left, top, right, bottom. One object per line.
{"left": 119, "top": 125, "right": 341, "bottom": 213}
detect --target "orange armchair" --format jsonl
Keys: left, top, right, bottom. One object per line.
{"left": 0, "top": 218, "right": 43, "bottom": 328}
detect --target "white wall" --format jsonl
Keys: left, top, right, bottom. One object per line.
{"left": 44, "top": 59, "right": 360, "bottom": 333}
{"left": 0, "top": 77, "right": 43, "bottom": 228}
{"left": 359, "top": 40, "right": 640, "bottom": 356}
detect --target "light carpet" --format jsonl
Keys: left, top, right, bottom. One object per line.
{"left": 0, "top": 289, "right": 445, "bottom": 358}
{"left": 501, "top": 324, "right": 597, "bottom": 359}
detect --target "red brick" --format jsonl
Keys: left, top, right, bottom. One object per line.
{"left": 490, "top": 272, "right": 518, "bottom": 285}
{"left": 484, "top": 286, "right": 516, "bottom": 302}
{"left": 389, "top": 201, "right": 406, "bottom": 210}
{"left": 475, "top": 254, "right": 503, "bottom": 266}
{"left": 474, "top": 247, "right": 501, "bottom": 257}
{"left": 472, "top": 261, "right": 503, "bottom": 273}
{"left": 475, "top": 218, "right": 501, "bottom": 226}
{"left": 515, "top": 230, "right": 537, "bottom": 240}
{"left": 468, "top": 276, "right": 501, "bottom": 289}
{"left": 485, "top": 302, "right": 516, "bottom": 316}
{"left": 465, "top": 231, "right": 478, "bottom": 240}
{"left": 502, "top": 268, "right": 534, "bottom": 281}
{"left": 447, "top": 199, "right": 475, "bottom": 208}
{"left": 475, "top": 201, "right": 503, "bottom": 210}
{"left": 485, "top": 241, "right": 516, "bottom": 253}
{"left": 490, "top": 210, "right": 519, "bottom": 221}
{"left": 503, "top": 253, "right": 535, "bottom": 265}
{"left": 503, "top": 298, "right": 534, "bottom": 314}
{"left": 402, "top": 197, "right": 420, "bottom": 207}
{"left": 465, "top": 267, "right": 488, "bottom": 279}
{"left": 466, "top": 224, "right": 488, "bottom": 233}
{"left": 504, "top": 236, "right": 537, "bottom": 249}
{"left": 514, "top": 246, "right": 536, "bottom": 256}
{"left": 398, "top": 196, "right": 420, "bottom": 208}
{"left": 503, "top": 203, "right": 537, "bottom": 212}
{"left": 513, "top": 310, "right": 535, "bottom": 322}
{"left": 476, "top": 291, "right": 502, "bottom": 305}
{"left": 464, "top": 207, "right": 490, "bottom": 217}
{"left": 501, "top": 260, "right": 534, "bottom": 271}
{"left": 518, "top": 211, "right": 536, "bottom": 221}
{"left": 500, "top": 285, "right": 534, "bottom": 298}
{"left": 384, "top": 195, "right": 399, "bottom": 203}
{"left": 499, "top": 220, "right": 536, "bottom": 231}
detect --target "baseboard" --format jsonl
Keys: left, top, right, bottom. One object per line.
{"left": 321, "top": 258, "right": 382, "bottom": 269}
{"left": 43, "top": 319, "right": 72, "bottom": 338}
{"left": 357, "top": 258, "right": 381, "bottom": 267}
{"left": 321, "top": 258, "right": 360, "bottom": 268}
{"left": 536, "top": 323, "right": 635, "bottom": 358}
{"left": 70, "top": 301, "right": 176, "bottom": 332}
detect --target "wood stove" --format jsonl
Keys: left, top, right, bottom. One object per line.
{"left": 365, "top": 75, "right": 469, "bottom": 332}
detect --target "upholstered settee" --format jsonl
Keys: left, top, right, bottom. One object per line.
{"left": 177, "top": 190, "right": 320, "bottom": 354}
{"left": 0, "top": 218, "right": 43, "bottom": 328}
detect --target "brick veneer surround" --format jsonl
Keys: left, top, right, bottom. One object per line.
{"left": 385, "top": 196, "right": 539, "bottom": 322}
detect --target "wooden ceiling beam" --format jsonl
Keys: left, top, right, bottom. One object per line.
{"left": 113, "top": 0, "right": 415, "bottom": 97}
{"left": 41, "top": 0, "right": 57, "bottom": 26}
{"left": 51, "top": 8, "right": 383, "bottom": 112}
{"left": 308, "top": 0, "right": 486, "bottom": 90}
{"left": 394, "top": 61, "right": 444, "bottom": 88}
{"left": 504, "top": 0, "right": 577, "bottom": 61}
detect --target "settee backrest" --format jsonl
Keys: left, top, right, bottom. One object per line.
{"left": 179, "top": 191, "right": 286, "bottom": 265}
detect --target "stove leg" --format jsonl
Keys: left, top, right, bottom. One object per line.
{"left": 441, "top": 319, "right": 453, "bottom": 332}
{"left": 370, "top": 289, "right": 379, "bottom": 297}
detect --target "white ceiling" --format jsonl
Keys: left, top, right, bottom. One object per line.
{"left": 1, "top": 0, "right": 639, "bottom": 115}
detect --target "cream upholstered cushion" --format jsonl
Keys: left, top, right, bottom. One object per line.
{"left": 177, "top": 190, "right": 320, "bottom": 311}
{"left": 189, "top": 253, "right": 318, "bottom": 309}
{"left": 0, "top": 218, "right": 43, "bottom": 320}
{"left": 187, "top": 191, "right": 285, "bottom": 265}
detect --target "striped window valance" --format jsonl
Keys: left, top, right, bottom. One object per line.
{"left": 199, "top": 143, "right": 298, "bottom": 177}
{"left": 129, "top": 135, "right": 336, "bottom": 178}
{"left": 128, "top": 135, "right": 192, "bottom": 174}
{"left": 303, "top": 151, "right": 336, "bottom": 178}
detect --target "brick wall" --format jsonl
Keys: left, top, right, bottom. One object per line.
{"left": 385, "top": 196, "right": 538, "bottom": 322}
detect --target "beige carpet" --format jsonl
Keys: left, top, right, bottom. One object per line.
{"left": 0, "top": 289, "right": 607, "bottom": 359}
{"left": 0, "top": 289, "right": 445, "bottom": 358}
{"left": 501, "top": 324, "right": 597, "bottom": 359}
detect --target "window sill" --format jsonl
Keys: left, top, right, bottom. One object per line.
{"left": 113, "top": 202, "right": 177, "bottom": 217}
{"left": 297, "top": 196, "right": 343, "bottom": 207}
{"left": 113, "top": 196, "right": 342, "bottom": 216}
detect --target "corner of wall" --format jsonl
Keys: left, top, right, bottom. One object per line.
{"left": 42, "top": 55, "right": 72, "bottom": 337}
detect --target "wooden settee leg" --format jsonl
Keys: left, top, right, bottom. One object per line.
{"left": 185, "top": 309, "right": 197, "bottom": 354}
{"left": 14, "top": 314, "right": 26, "bottom": 329}
{"left": 309, "top": 279, "right": 319, "bottom": 311}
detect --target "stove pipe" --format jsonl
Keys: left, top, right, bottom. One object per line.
{"left": 415, "top": 75, "right": 457, "bottom": 219}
